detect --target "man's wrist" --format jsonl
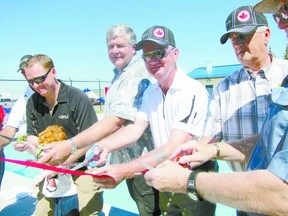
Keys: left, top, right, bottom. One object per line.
{"left": 212, "top": 143, "right": 220, "bottom": 160}
{"left": 0, "top": 134, "right": 13, "bottom": 142}
{"left": 68, "top": 138, "right": 78, "bottom": 155}
{"left": 186, "top": 171, "right": 203, "bottom": 201}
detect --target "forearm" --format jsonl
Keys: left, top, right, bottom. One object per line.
{"left": 117, "top": 147, "right": 170, "bottom": 179}
{"left": 73, "top": 116, "right": 125, "bottom": 149}
{"left": 227, "top": 135, "right": 259, "bottom": 162}
{"left": 214, "top": 135, "right": 259, "bottom": 162}
{"left": 65, "top": 145, "right": 90, "bottom": 164}
{"left": 98, "top": 121, "right": 146, "bottom": 153}
{"left": 0, "top": 126, "right": 17, "bottom": 149}
{"left": 196, "top": 170, "right": 288, "bottom": 215}
{"left": 126, "top": 130, "right": 193, "bottom": 176}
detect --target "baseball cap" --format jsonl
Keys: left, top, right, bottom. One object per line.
{"left": 254, "top": 0, "right": 284, "bottom": 13}
{"left": 136, "top": 25, "right": 175, "bottom": 51}
{"left": 220, "top": 5, "right": 269, "bottom": 44}
{"left": 17, "top": 54, "right": 32, "bottom": 72}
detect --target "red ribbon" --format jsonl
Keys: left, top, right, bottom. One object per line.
{"left": 0, "top": 157, "right": 114, "bottom": 180}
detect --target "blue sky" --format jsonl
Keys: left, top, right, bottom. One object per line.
{"left": 0, "top": 0, "right": 287, "bottom": 98}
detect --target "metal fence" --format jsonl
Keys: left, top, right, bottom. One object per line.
{"left": 0, "top": 78, "right": 111, "bottom": 111}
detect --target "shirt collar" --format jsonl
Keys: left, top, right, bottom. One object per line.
{"left": 113, "top": 54, "right": 139, "bottom": 77}
{"left": 153, "top": 67, "right": 184, "bottom": 91}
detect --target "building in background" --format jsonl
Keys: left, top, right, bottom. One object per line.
{"left": 187, "top": 62, "right": 242, "bottom": 97}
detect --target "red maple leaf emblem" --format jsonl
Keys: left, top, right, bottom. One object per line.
{"left": 155, "top": 29, "right": 163, "bottom": 37}
{"left": 239, "top": 12, "right": 248, "bottom": 20}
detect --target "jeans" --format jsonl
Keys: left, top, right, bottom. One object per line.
{"left": 53, "top": 195, "right": 79, "bottom": 216}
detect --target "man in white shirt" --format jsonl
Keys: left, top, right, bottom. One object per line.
{"left": 0, "top": 55, "right": 34, "bottom": 188}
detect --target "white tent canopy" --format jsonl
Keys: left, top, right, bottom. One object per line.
{"left": 83, "top": 88, "right": 99, "bottom": 99}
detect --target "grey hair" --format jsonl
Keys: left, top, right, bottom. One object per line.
{"left": 106, "top": 24, "right": 137, "bottom": 46}
{"left": 256, "top": 26, "right": 269, "bottom": 32}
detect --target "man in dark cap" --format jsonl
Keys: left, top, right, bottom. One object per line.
{"left": 0, "top": 55, "right": 34, "bottom": 189}
{"left": 204, "top": 5, "right": 288, "bottom": 174}
{"left": 89, "top": 25, "right": 217, "bottom": 216}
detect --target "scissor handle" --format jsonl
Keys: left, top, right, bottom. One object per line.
{"left": 86, "top": 144, "right": 105, "bottom": 168}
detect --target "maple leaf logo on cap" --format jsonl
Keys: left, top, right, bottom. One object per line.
{"left": 153, "top": 28, "right": 164, "bottom": 38}
{"left": 237, "top": 10, "right": 250, "bottom": 22}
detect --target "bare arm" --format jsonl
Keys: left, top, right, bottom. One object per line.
{"left": 225, "top": 134, "right": 260, "bottom": 162}
{"left": 207, "top": 134, "right": 260, "bottom": 162}
{"left": 145, "top": 161, "right": 288, "bottom": 216}
{"left": 97, "top": 117, "right": 149, "bottom": 153}
{"left": 174, "top": 135, "right": 260, "bottom": 168}
{"left": 203, "top": 134, "right": 259, "bottom": 161}
{"left": 127, "top": 129, "right": 194, "bottom": 173}
{"left": 197, "top": 170, "right": 288, "bottom": 215}
{"left": 0, "top": 126, "right": 18, "bottom": 150}
{"left": 73, "top": 115, "right": 126, "bottom": 149}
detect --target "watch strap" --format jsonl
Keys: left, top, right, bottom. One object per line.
{"left": 187, "top": 171, "right": 203, "bottom": 201}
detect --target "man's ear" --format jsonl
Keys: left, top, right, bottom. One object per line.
{"left": 132, "top": 44, "right": 137, "bottom": 55}
{"left": 264, "top": 28, "right": 271, "bottom": 46}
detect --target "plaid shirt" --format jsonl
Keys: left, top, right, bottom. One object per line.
{"left": 204, "top": 57, "right": 288, "bottom": 171}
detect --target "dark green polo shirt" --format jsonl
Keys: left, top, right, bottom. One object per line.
{"left": 26, "top": 80, "right": 97, "bottom": 140}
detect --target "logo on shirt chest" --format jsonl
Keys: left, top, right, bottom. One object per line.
{"left": 58, "top": 115, "right": 69, "bottom": 119}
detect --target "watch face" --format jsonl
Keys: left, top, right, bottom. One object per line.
{"left": 188, "top": 179, "right": 196, "bottom": 191}
{"left": 186, "top": 190, "right": 199, "bottom": 201}
{"left": 187, "top": 179, "right": 198, "bottom": 201}
{"left": 186, "top": 172, "right": 202, "bottom": 201}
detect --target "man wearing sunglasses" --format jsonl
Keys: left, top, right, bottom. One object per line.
{"left": 87, "top": 25, "right": 216, "bottom": 216}
{"left": 17, "top": 54, "right": 103, "bottom": 216}
{"left": 0, "top": 55, "right": 34, "bottom": 189}
{"left": 254, "top": 0, "right": 288, "bottom": 35}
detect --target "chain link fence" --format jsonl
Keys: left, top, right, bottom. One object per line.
{"left": 0, "top": 78, "right": 111, "bottom": 112}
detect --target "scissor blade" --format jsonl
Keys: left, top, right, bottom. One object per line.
{"left": 138, "top": 161, "right": 154, "bottom": 171}
{"left": 60, "top": 163, "right": 80, "bottom": 168}
{"left": 70, "top": 162, "right": 86, "bottom": 171}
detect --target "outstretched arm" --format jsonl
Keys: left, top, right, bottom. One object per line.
{"left": 0, "top": 126, "right": 18, "bottom": 150}
{"left": 144, "top": 161, "right": 288, "bottom": 216}
{"left": 170, "top": 134, "right": 260, "bottom": 168}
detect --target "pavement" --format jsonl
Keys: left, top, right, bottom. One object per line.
{"left": 0, "top": 171, "right": 139, "bottom": 216}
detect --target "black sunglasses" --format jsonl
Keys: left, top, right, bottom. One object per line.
{"left": 142, "top": 48, "right": 174, "bottom": 62}
{"left": 27, "top": 68, "right": 52, "bottom": 85}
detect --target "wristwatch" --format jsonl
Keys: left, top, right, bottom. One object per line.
{"left": 186, "top": 171, "right": 203, "bottom": 201}
{"left": 68, "top": 138, "right": 78, "bottom": 155}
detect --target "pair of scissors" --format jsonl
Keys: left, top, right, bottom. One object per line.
{"left": 64, "top": 144, "right": 102, "bottom": 171}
